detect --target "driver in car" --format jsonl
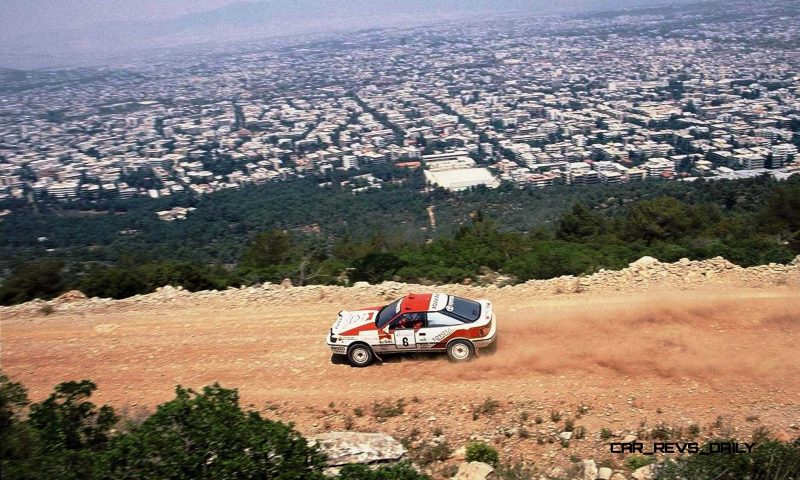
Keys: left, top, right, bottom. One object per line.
{"left": 397, "top": 313, "right": 424, "bottom": 329}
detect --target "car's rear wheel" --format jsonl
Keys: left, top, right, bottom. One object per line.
{"left": 447, "top": 339, "right": 474, "bottom": 362}
{"left": 347, "top": 344, "right": 375, "bottom": 367}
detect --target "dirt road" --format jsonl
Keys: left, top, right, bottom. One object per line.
{"left": 2, "top": 280, "right": 798, "bottom": 471}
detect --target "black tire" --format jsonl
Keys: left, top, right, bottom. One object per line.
{"left": 447, "top": 339, "right": 475, "bottom": 363}
{"left": 330, "top": 354, "right": 349, "bottom": 365}
{"left": 346, "top": 344, "right": 375, "bottom": 368}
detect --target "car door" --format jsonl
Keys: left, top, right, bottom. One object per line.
{"left": 414, "top": 314, "right": 433, "bottom": 349}
{"left": 424, "top": 311, "right": 465, "bottom": 350}
{"left": 389, "top": 313, "right": 423, "bottom": 350}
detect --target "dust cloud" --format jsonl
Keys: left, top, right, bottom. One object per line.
{"left": 408, "top": 289, "right": 800, "bottom": 385}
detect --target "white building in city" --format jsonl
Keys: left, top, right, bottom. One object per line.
{"left": 425, "top": 167, "right": 499, "bottom": 191}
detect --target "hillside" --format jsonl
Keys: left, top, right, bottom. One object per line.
{"left": 2, "top": 256, "right": 799, "bottom": 478}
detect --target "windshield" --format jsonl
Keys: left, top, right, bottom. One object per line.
{"left": 376, "top": 299, "right": 401, "bottom": 328}
{"left": 446, "top": 296, "right": 482, "bottom": 322}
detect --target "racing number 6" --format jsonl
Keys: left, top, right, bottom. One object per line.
{"left": 402, "top": 337, "right": 409, "bottom": 346}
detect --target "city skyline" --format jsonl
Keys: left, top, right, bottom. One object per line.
{"left": 1, "top": 0, "right": 798, "bottom": 210}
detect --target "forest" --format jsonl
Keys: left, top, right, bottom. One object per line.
{"left": 1, "top": 173, "right": 799, "bottom": 305}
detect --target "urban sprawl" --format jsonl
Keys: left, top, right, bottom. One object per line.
{"left": 1, "top": 0, "right": 799, "bottom": 222}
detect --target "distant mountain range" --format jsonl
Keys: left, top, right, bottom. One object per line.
{"left": 1, "top": 0, "right": 682, "bottom": 69}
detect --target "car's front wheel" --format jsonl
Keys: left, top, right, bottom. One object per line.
{"left": 447, "top": 339, "right": 475, "bottom": 362}
{"left": 346, "top": 344, "right": 375, "bottom": 367}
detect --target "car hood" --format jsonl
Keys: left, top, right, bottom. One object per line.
{"left": 331, "top": 308, "right": 380, "bottom": 335}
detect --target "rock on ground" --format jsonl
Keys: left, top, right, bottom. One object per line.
{"left": 309, "top": 431, "right": 406, "bottom": 466}
{"left": 632, "top": 464, "right": 656, "bottom": 480}
{"left": 598, "top": 466, "right": 613, "bottom": 480}
{"left": 582, "top": 459, "right": 598, "bottom": 480}
{"left": 452, "top": 461, "right": 494, "bottom": 480}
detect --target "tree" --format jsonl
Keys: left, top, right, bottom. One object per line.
{"left": 240, "top": 230, "right": 296, "bottom": 269}
{"left": 79, "top": 265, "right": 149, "bottom": 299}
{"left": 556, "top": 203, "right": 603, "bottom": 241}
{"left": 351, "top": 253, "right": 408, "bottom": 284}
{"left": 0, "top": 260, "right": 66, "bottom": 305}
{"left": 622, "top": 197, "right": 703, "bottom": 243}
{"left": 140, "top": 261, "right": 221, "bottom": 292}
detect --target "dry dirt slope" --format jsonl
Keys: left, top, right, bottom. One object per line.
{"left": 1, "top": 256, "right": 799, "bottom": 474}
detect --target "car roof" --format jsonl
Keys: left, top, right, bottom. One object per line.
{"left": 399, "top": 293, "right": 448, "bottom": 313}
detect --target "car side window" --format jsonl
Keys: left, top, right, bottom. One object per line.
{"left": 426, "top": 311, "right": 464, "bottom": 327}
{"left": 390, "top": 313, "right": 426, "bottom": 330}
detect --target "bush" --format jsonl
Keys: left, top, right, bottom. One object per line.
{"left": 472, "top": 397, "right": 500, "bottom": 418}
{"left": 494, "top": 462, "right": 537, "bottom": 480}
{"left": 1, "top": 375, "right": 336, "bottom": 480}
{"left": 750, "top": 439, "right": 800, "bottom": 479}
{"left": 465, "top": 442, "right": 499, "bottom": 466}
{"left": 625, "top": 455, "right": 655, "bottom": 471}
{"left": 654, "top": 438, "right": 800, "bottom": 480}
{"left": 411, "top": 441, "right": 452, "bottom": 466}
{"left": 2, "top": 378, "right": 118, "bottom": 480}
{"left": 337, "top": 462, "right": 429, "bottom": 480}
{"left": 0, "top": 374, "right": 29, "bottom": 430}
{"left": 102, "top": 383, "right": 326, "bottom": 479}
{"left": 372, "top": 398, "right": 405, "bottom": 420}
{"left": 80, "top": 261, "right": 224, "bottom": 299}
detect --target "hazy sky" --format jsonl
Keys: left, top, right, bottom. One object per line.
{"left": 0, "top": 0, "right": 237, "bottom": 38}
{"left": 0, "top": 0, "right": 683, "bottom": 38}
{"left": 1, "top": 0, "right": 691, "bottom": 69}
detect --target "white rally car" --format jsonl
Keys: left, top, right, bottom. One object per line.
{"left": 326, "top": 293, "right": 497, "bottom": 367}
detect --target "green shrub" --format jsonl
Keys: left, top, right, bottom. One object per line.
{"left": 654, "top": 438, "right": 800, "bottom": 480}
{"left": 2, "top": 378, "right": 118, "bottom": 480}
{"left": 102, "top": 383, "right": 326, "bottom": 479}
{"left": 1, "top": 375, "right": 333, "bottom": 480}
{"left": 372, "top": 398, "right": 405, "bottom": 420}
{"left": 494, "top": 462, "right": 537, "bottom": 480}
{"left": 411, "top": 441, "right": 451, "bottom": 466}
{"left": 650, "top": 423, "right": 671, "bottom": 440}
{"left": 563, "top": 418, "right": 574, "bottom": 432}
{"left": 472, "top": 398, "right": 500, "bottom": 418}
{"left": 625, "top": 455, "right": 655, "bottom": 471}
{"left": 466, "top": 442, "right": 499, "bottom": 466}
{"left": 750, "top": 439, "right": 800, "bottom": 480}
{"left": 337, "top": 462, "right": 429, "bottom": 480}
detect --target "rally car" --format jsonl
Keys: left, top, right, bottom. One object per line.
{"left": 326, "top": 293, "right": 496, "bottom": 367}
